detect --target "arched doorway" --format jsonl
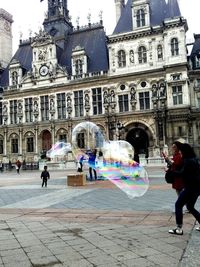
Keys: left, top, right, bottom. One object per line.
{"left": 41, "top": 130, "right": 52, "bottom": 158}
{"left": 126, "top": 127, "right": 149, "bottom": 157}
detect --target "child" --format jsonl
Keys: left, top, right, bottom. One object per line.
{"left": 41, "top": 166, "right": 50, "bottom": 187}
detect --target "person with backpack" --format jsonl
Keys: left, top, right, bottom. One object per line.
{"left": 168, "top": 143, "right": 200, "bottom": 235}
{"left": 41, "top": 166, "right": 50, "bottom": 187}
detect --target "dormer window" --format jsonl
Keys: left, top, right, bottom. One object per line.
{"left": 136, "top": 9, "right": 145, "bottom": 27}
{"left": 171, "top": 38, "right": 179, "bottom": 56}
{"left": 71, "top": 46, "right": 88, "bottom": 76}
{"left": 75, "top": 59, "right": 83, "bottom": 76}
{"left": 118, "top": 50, "right": 126, "bottom": 68}
{"left": 11, "top": 71, "right": 18, "bottom": 85}
{"left": 138, "top": 46, "right": 147, "bottom": 64}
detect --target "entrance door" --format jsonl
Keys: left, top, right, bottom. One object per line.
{"left": 126, "top": 128, "right": 149, "bottom": 157}
{"left": 41, "top": 130, "right": 52, "bottom": 154}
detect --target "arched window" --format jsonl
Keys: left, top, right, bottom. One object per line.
{"left": 11, "top": 71, "right": 18, "bottom": 85}
{"left": 138, "top": 46, "right": 147, "bottom": 64}
{"left": 129, "top": 50, "right": 134, "bottom": 63}
{"left": 136, "top": 9, "right": 145, "bottom": 27}
{"left": 75, "top": 59, "right": 83, "bottom": 76}
{"left": 118, "top": 50, "right": 126, "bottom": 68}
{"left": 171, "top": 38, "right": 179, "bottom": 56}
{"left": 157, "top": 45, "right": 163, "bottom": 60}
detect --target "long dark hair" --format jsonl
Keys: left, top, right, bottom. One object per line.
{"left": 173, "top": 141, "right": 182, "bottom": 150}
{"left": 179, "top": 143, "right": 196, "bottom": 159}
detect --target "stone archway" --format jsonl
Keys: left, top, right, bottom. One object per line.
{"left": 126, "top": 128, "right": 149, "bottom": 157}
{"left": 125, "top": 121, "right": 154, "bottom": 158}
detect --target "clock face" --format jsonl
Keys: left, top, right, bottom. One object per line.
{"left": 39, "top": 65, "right": 49, "bottom": 76}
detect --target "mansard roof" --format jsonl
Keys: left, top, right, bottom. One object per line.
{"left": 60, "top": 25, "right": 109, "bottom": 74}
{"left": 113, "top": 0, "right": 181, "bottom": 34}
{"left": 0, "top": 24, "right": 108, "bottom": 87}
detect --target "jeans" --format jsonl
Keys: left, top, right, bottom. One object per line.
{"left": 175, "top": 188, "right": 200, "bottom": 227}
{"left": 89, "top": 167, "right": 97, "bottom": 180}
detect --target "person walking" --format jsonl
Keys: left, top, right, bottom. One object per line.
{"left": 162, "top": 141, "right": 185, "bottom": 197}
{"left": 41, "top": 166, "right": 50, "bottom": 187}
{"left": 168, "top": 143, "right": 200, "bottom": 235}
{"left": 16, "top": 160, "right": 22, "bottom": 174}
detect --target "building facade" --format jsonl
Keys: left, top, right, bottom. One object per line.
{"left": 0, "top": 0, "right": 199, "bottom": 164}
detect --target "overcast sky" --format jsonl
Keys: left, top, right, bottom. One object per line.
{"left": 1, "top": 0, "right": 200, "bottom": 53}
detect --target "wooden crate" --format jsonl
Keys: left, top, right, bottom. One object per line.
{"left": 67, "top": 173, "right": 86, "bottom": 186}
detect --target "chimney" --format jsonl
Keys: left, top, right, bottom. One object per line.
{"left": 114, "top": 0, "right": 125, "bottom": 23}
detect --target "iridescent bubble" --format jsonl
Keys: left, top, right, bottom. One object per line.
{"left": 46, "top": 141, "right": 72, "bottom": 158}
{"left": 71, "top": 121, "right": 149, "bottom": 198}
{"left": 98, "top": 140, "right": 149, "bottom": 199}
{"left": 71, "top": 121, "right": 104, "bottom": 162}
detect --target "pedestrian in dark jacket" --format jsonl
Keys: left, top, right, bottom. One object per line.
{"left": 88, "top": 149, "right": 97, "bottom": 180}
{"left": 168, "top": 143, "right": 200, "bottom": 235}
{"left": 41, "top": 166, "right": 50, "bottom": 187}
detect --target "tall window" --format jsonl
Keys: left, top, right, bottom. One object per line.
{"left": 138, "top": 46, "right": 147, "bottom": 64}
{"left": 11, "top": 138, "right": 18, "bottom": 153}
{"left": 11, "top": 71, "right": 18, "bottom": 85}
{"left": 0, "top": 102, "right": 2, "bottom": 125}
{"left": 77, "top": 133, "right": 85, "bottom": 148}
{"left": 157, "top": 45, "right": 163, "bottom": 60}
{"left": 57, "top": 93, "right": 66, "bottom": 119}
{"left": 0, "top": 139, "right": 3, "bottom": 154}
{"left": 118, "top": 50, "right": 126, "bottom": 68}
{"left": 136, "top": 9, "right": 145, "bottom": 27}
{"left": 25, "top": 98, "right": 33, "bottom": 123}
{"left": 40, "top": 95, "right": 49, "bottom": 121}
{"left": 92, "top": 88, "right": 102, "bottom": 115}
{"left": 74, "top": 91, "right": 83, "bottom": 117}
{"left": 10, "top": 100, "right": 17, "bottom": 124}
{"left": 75, "top": 59, "right": 83, "bottom": 76}
{"left": 139, "top": 92, "right": 150, "bottom": 110}
{"left": 59, "top": 134, "right": 67, "bottom": 142}
{"left": 118, "top": 94, "right": 129, "bottom": 112}
{"left": 172, "top": 85, "right": 183, "bottom": 105}
{"left": 195, "top": 56, "right": 200, "bottom": 68}
{"left": 27, "top": 137, "right": 34, "bottom": 152}
{"left": 171, "top": 38, "right": 179, "bottom": 56}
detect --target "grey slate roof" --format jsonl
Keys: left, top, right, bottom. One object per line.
{"left": 60, "top": 26, "right": 109, "bottom": 74}
{"left": 113, "top": 0, "right": 181, "bottom": 34}
{"left": 0, "top": 25, "right": 108, "bottom": 87}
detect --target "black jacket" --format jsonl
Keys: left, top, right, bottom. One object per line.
{"left": 173, "top": 158, "right": 200, "bottom": 189}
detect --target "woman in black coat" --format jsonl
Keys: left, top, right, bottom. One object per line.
{"left": 169, "top": 143, "right": 200, "bottom": 235}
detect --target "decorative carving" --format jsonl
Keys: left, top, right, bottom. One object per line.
{"left": 84, "top": 91, "right": 90, "bottom": 113}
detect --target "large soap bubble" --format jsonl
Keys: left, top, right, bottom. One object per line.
{"left": 98, "top": 140, "right": 149, "bottom": 199}
{"left": 46, "top": 141, "right": 72, "bottom": 158}
{"left": 71, "top": 121, "right": 149, "bottom": 199}
{"left": 71, "top": 121, "right": 104, "bottom": 161}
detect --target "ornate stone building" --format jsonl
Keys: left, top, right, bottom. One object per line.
{"left": 0, "top": 0, "right": 199, "bottom": 164}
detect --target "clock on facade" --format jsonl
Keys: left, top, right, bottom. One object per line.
{"left": 39, "top": 65, "right": 49, "bottom": 76}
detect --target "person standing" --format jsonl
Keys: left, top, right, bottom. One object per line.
{"left": 41, "top": 166, "right": 50, "bottom": 187}
{"left": 168, "top": 143, "right": 200, "bottom": 235}
{"left": 88, "top": 149, "right": 97, "bottom": 181}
